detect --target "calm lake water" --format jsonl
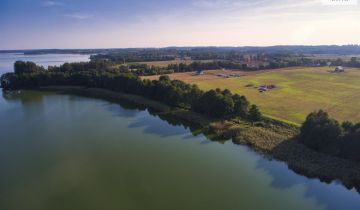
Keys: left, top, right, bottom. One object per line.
{"left": 0, "top": 53, "right": 90, "bottom": 74}
{"left": 1, "top": 90, "right": 360, "bottom": 210}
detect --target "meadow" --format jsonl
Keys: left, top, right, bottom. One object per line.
{"left": 130, "top": 59, "right": 215, "bottom": 67}
{"left": 144, "top": 67, "right": 360, "bottom": 124}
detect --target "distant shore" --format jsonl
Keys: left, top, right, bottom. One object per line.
{"left": 34, "top": 86, "right": 360, "bottom": 193}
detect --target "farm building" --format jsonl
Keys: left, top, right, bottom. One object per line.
{"left": 335, "top": 66, "right": 345, "bottom": 72}
{"left": 258, "top": 86, "right": 268, "bottom": 92}
{"left": 258, "top": 84, "right": 276, "bottom": 92}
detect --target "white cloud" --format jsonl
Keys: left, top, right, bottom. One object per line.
{"left": 63, "top": 13, "right": 94, "bottom": 20}
{"left": 43, "top": 1, "right": 62, "bottom": 7}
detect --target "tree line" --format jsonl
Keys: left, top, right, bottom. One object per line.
{"left": 116, "top": 58, "right": 360, "bottom": 77}
{"left": 120, "top": 60, "right": 296, "bottom": 76}
{"left": 332, "top": 57, "right": 360, "bottom": 68}
{"left": 91, "top": 50, "right": 175, "bottom": 63}
{"left": 1, "top": 61, "right": 262, "bottom": 123}
{"left": 88, "top": 45, "right": 360, "bottom": 62}
{"left": 299, "top": 110, "right": 360, "bottom": 161}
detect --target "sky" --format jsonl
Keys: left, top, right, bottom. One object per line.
{"left": 0, "top": 0, "right": 359, "bottom": 49}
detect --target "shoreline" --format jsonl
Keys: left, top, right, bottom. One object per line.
{"left": 32, "top": 86, "right": 360, "bottom": 193}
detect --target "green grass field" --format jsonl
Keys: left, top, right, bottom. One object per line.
{"left": 129, "top": 59, "right": 215, "bottom": 67}
{"left": 109, "top": 60, "right": 192, "bottom": 69}
{"left": 193, "top": 67, "right": 360, "bottom": 124}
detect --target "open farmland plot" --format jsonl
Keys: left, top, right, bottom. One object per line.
{"left": 131, "top": 60, "right": 192, "bottom": 67}
{"left": 145, "top": 67, "right": 360, "bottom": 124}
{"left": 131, "top": 59, "right": 215, "bottom": 67}
{"left": 143, "top": 69, "right": 255, "bottom": 83}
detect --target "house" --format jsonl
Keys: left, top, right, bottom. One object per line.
{"left": 335, "top": 66, "right": 345, "bottom": 72}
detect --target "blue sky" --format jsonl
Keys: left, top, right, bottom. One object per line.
{"left": 0, "top": 0, "right": 359, "bottom": 49}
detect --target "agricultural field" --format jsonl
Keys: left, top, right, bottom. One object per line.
{"left": 129, "top": 59, "right": 215, "bottom": 67}
{"left": 143, "top": 69, "right": 247, "bottom": 83}
{"left": 144, "top": 67, "right": 360, "bottom": 124}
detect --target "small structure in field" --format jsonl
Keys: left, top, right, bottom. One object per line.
{"left": 258, "top": 84, "right": 276, "bottom": 92}
{"left": 258, "top": 86, "right": 268, "bottom": 92}
{"left": 334, "top": 66, "right": 345, "bottom": 73}
{"left": 196, "top": 70, "right": 204, "bottom": 75}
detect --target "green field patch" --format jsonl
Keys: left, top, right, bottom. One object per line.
{"left": 194, "top": 67, "right": 360, "bottom": 124}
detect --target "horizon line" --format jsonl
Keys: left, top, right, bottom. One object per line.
{"left": 1, "top": 44, "right": 360, "bottom": 51}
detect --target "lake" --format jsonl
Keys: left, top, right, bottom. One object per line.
{"left": 1, "top": 90, "right": 360, "bottom": 210}
{"left": 0, "top": 53, "right": 91, "bottom": 74}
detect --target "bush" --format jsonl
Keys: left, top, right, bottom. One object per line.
{"left": 299, "top": 110, "right": 341, "bottom": 151}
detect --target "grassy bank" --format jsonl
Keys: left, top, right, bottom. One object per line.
{"left": 37, "top": 86, "right": 360, "bottom": 192}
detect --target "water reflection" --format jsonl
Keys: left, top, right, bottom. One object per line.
{"left": 256, "top": 157, "right": 360, "bottom": 210}
{"left": 2, "top": 90, "right": 360, "bottom": 210}
{"left": 129, "top": 115, "right": 190, "bottom": 137}
{"left": 2, "top": 90, "right": 46, "bottom": 123}
{"left": 73, "top": 90, "right": 360, "bottom": 197}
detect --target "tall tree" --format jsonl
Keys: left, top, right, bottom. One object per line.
{"left": 248, "top": 105, "right": 261, "bottom": 123}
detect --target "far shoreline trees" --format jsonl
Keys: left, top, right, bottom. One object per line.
{"left": 14, "top": 61, "right": 45, "bottom": 74}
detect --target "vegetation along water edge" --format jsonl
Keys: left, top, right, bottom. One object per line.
{"left": 2, "top": 60, "right": 360, "bottom": 194}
